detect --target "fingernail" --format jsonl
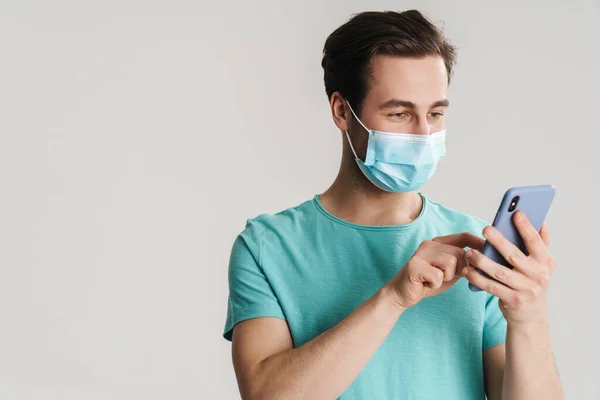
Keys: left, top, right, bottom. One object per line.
{"left": 483, "top": 227, "right": 493, "bottom": 238}
{"left": 462, "top": 267, "right": 469, "bottom": 275}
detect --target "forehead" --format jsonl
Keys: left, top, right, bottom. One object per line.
{"left": 365, "top": 55, "right": 449, "bottom": 105}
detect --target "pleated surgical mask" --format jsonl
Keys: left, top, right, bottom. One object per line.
{"left": 345, "top": 100, "right": 446, "bottom": 192}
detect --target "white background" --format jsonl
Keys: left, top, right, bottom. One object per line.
{"left": 1, "top": 0, "right": 599, "bottom": 399}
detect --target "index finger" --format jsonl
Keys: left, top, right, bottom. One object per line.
{"left": 433, "top": 232, "right": 485, "bottom": 251}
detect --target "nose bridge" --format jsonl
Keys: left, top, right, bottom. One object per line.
{"left": 413, "top": 113, "right": 430, "bottom": 135}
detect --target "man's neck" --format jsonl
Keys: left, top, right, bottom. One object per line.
{"left": 319, "top": 163, "right": 423, "bottom": 227}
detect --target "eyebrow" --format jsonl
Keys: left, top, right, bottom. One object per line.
{"left": 378, "top": 99, "right": 450, "bottom": 110}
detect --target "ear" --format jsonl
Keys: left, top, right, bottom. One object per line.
{"left": 330, "top": 92, "right": 351, "bottom": 132}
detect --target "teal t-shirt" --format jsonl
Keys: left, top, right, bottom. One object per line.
{"left": 223, "top": 194, "right": 507, "bottom": 399}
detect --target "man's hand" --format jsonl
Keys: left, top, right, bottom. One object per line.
{"left": 387, "top": 232, "right": 485, "bottom": 309}
{"left": 462, "top": 210, "right": 556, "bottom": 325}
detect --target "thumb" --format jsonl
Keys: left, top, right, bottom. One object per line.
{"left": 416, "top": 264, "right": 444, "bottom": 290}
{"left": 441, "top": 273, "right": 462, "bottom": 289}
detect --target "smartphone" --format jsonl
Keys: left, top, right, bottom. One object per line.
{"left": 468, "top": 185, "right": 556, "bottom": 292}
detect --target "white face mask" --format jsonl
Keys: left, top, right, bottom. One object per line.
{"left": 345, "top": 100, "right": 446, "bottom": 192}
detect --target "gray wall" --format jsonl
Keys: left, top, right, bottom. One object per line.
{"left": 1, "top": 0, "right": 598, "bottom": 399}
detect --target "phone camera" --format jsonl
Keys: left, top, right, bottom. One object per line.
{"left": 508, "top": 196, "right": 520, "bottom": 212}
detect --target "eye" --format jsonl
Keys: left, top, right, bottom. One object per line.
{"left": 391, "top": 112, "right": 408, "bottom": 119}
{"left": 429, "top": 112, "right": 444, "bottom": 119}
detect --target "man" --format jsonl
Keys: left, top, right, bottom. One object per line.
{"left": 223, "top": 10, "right": 563, "bottom": 400}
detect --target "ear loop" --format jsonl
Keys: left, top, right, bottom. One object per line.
{"left": 344, "top": 100, "right": 370, "bottom": 161}
{"left": 345, "top": 100, "right": 372, "bottom": 134}
{"left": 344, "top": 130, "right": 360, "bottom": 160}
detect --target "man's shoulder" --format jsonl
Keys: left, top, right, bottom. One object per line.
{"left": 425, "top": 195, "right": 490, "bottom": 235}
{"left": 238, "top": 197, "right": 317, "bottom": 241}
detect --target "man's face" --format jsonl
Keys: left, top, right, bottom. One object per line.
{"left": 350, "top": 55, "right": 449, "bottom": 145}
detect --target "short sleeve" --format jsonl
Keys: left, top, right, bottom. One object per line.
{"left": 482, "top": 293, "right": 507, "bottom": 349}
{"left": 223, "top": 222, "right": 285, "bottom": 341}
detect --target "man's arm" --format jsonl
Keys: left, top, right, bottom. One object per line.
{"left": 483, "top": 319, "right": 562, "bottom": 400}
{"left": 483, "top": 344, "right": 505, "bottom": 400}
{"left": 502, "top": 317, "right": 563, "bottom": 400}
{"left": 232, "top": 286, "right": 404, "bottom": 400}
{"left": 464, "top": 214, "right": 563, "bottom": 400}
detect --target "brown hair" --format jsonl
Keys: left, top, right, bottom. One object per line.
{"left": 321, "top": 10, "right": 457, "bottom": 116}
